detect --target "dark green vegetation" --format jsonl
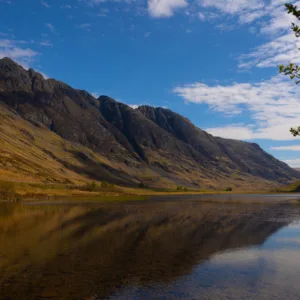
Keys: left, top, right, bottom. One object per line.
{"left": 0, "top": 57, "right": 299, "bottom": 192}
{"left": 279, "top": 3, "right": 300, "bottom": 136}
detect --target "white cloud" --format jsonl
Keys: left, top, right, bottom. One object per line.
{"left": 78, "top": 23, "right": 91, "bottom": 29}
{"left": 271, "top": 145, "right": 300, "bottom": 151}
{"left": 216, "top": 23, "right": 236, "bottom": 32}
{"left": 198, "top": 12, "right": 205, "bottom": 21}
{"left": 205, "top": 125, "right": 256, "bottom": 140}
{"left": 148, "top": 0, "right": 188, "bottom": 18}
{"left": 38, "top": 71, "right": 49, "bottom": 79}
{"left": 283, "top": 158, "right": 300, "bottom": 167}
{"left": 198, "top": 0, "right": 293, "bottom": 28}
{"left": 41, "top": 0, "right": 50, "bottom": 8}
{"left": 239, "top": 33, "right": 300, "bottom": 69}
{"left": 173, "top": 75, "right": 300, "bottom": 141}
{"left": 60, "top": 4, "right": 72, "bottom": 9}
{"left": 237, "top": 1, "right": 300, "bottom": 70}
{"left": 40, "top": 40, "right": 53, "bottom": 47}
{"left": 46, "top": 23, "right": 56, "bottom": 34}
{"left": 97, "top": 8, "right": 109, "bottom": 16}
{"left": 82, "top": 0, "right": 135, "bottom": 5}
{"left": 0, "top": 39, "right": 39, "bottom": 68}
{"left": 92, "top": 92, "right": 100, "bottom": 98}
{"left": 199, "top": 0, "right": 264, "bottom": 15}
{"left": 129, "top": 104, "right": 139, "bottom": 109}
{"left": 205, "top": 123, "right": 300, "bottom": 141}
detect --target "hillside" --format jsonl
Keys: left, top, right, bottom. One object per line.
{"left": 0, "top": 57, "right": 299, "bottom": 191}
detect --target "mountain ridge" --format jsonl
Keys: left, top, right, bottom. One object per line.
{"left": 0, "top": 57, "right": 298, "bottom": 190}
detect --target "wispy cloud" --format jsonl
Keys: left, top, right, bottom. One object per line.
{"left": 228, "top": 1, "right": 300, "bottom": 70}
{"left": 40, "top": 40, "right": 53, "bottom": 47}
{"left": 199, "top": 0, "right": 264, "bottom": 16}
{"left": 97, "top": 8, "right": 109, "bottom": 17}
{"left": 82, "top": 0, "right": 135, "bottom": 6}
{"left": 60, "top": 4, "right": 72, "bottom": 9}
{"left": 271, "top": 145, "right": 300, "bottom": 151}
{"left": 45, "top": 23, "right": 56, "bottom": 34}
{"left": 239, "top": 32, "right": 300, "bottom": 69}
{"left": 0, "top": 39, "right": 39, "bottom": 68}
{"left": 205, "top": 125, "right": 257, "bottom": 140}
{"left": 173, "top": 75, "right": 300, "bottom": 141}
{"left": 78, "top": 23, "right": 91, "bottom": 29}
{"left": 41, "top": 0, "right": 50, "bottom": 8}
{"left": 283, "top": 158, "right": 300, "bottom": 168}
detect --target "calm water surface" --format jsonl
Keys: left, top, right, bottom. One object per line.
{"left": 1, "top": 195, "right": 300, "bottom": 299}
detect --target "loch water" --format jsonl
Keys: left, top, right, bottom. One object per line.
{"left": 1, "top": 195, "right": 300, "bottom": 299}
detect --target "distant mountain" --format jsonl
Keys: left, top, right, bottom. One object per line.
{"left": 0, "top": 57, "right": 299, "bottom": 190}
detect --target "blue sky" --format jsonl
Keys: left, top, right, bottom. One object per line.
{"left": 1, "top": 0, "right": 300, "bottom": 167}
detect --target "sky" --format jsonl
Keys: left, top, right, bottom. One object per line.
{"left": 1, "top": 0, "right": 300, "bottom": 167}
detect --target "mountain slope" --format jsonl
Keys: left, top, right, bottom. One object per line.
{"left": 0, "top": 57, "right": 298, "bottom": 190}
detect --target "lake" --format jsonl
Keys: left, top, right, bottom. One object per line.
{"left": 1, "top": 195, "right": 300, "bottom": 299}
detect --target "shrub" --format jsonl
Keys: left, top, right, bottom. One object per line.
{"left": 139, "top": 182, "right": 146, "bottom": 188}
{"left": 177, "top": 186, "right": 188, "bottom": 192}
{"left": 225, "top": 187, "right": 233, "bottom": 192}
{"left": 101, "top": 181, "right": 115, "bottom": 189}
{"left": 86, "top": 181, "right": 98, "bottom": 191}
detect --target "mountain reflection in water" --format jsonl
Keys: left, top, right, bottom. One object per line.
{"left": 1, "top": 199, "right": 300, "bottom": 299}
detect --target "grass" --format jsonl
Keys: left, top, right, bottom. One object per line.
{"left": 1, "top": 177, "right": 299, "bottom": 204}
{"left": 274, "top": 180, "right": 300, "bottom": 193}
{"left": 0, "top": 180, "right": 244, "bottom": 202}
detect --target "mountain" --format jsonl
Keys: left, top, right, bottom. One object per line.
{"left": 0, "top": 57, "right": 298, "bottom": 190}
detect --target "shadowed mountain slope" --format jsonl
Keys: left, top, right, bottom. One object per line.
{"left": 0, "top": 57, "right": 298, "bottom": 190}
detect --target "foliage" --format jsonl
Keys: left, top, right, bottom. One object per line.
{"left": 0, "top": 181, "right": 16, "bottom": 200}
{"left": 225, "top": 187, "right": 233, "bottom": 192}
{"left": 85, "top": 181, "right": 98, "bottom": 192}
{"left": 101, "top": 181, "right": 115, "bottom": 189}
{"left": 279, "top": 63, "right": 300, "bottom": 83}
{"left": 176, "top": 185, "right": 188, "bottom": 192}
{"left": 139, "top": 182, "right": 146, "bottom": 188}
{"left": 279, "top": 3, "right": 300, "bottom": 135}
{"left": 290, "top": 126, "right": 300, "bottom": 136}
{"left": 286, "top": 3, "right": 300, "bottom": 36}
{"left": 84, "top": 181, "right": 116, "bottom": 191}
